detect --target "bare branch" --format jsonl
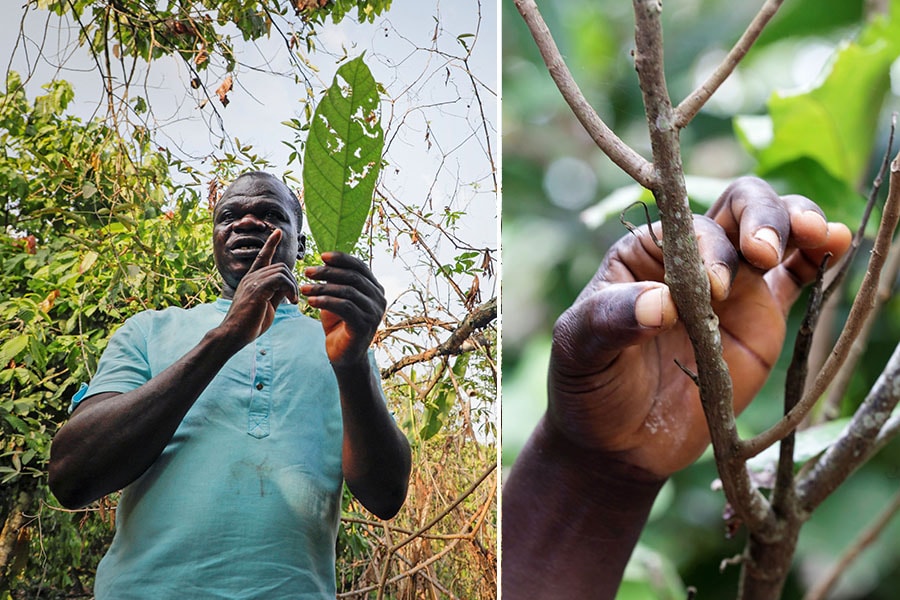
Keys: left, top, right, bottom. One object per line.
{"left": 381, "top": 298, "right": 496, "bottom": 378}
{"left": 740, "top": 149, "right": 900, "bottom": 460}
{"left": 821, "top": 223, "right": 900, "bottom": 420}
{"left": 824, "top": 114, "right": 896, "bottom": 305}
{"left": 771, "top": 254, "right": 830, "bottom": 514}
{"left": 796, "top": 341, "right": 900, "bottom": 511}
{"left": 675, "top": 0, "right": 785, "bottom": 128}
{"left": 632, "top": 0, "right": 770, "bottom": 529}
{"left": 803, "top": 489, "right": 900, "bottom": 600}
{"left": 513, "top": 0, "right": 656, "bottom": 189}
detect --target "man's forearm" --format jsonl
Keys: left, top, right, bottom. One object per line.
{"left": 501, "top": 417, "right": 665, "bottom": 600}
{"left": 334, "top": 357, "right": 411, "bottom": 520}
{"left": 48, "top": 326, "right": 241, "bottom": 508}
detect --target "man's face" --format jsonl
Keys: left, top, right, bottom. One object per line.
{"left": 212, "top": 173, "right": 306, "bottom": 298}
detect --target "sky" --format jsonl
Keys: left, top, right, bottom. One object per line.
{"left": 1, "top": 0, "right": 499, "bottom": 306}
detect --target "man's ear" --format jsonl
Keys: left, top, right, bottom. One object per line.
{"left": 297, "top": 233, "right": 307, "bottom": 260}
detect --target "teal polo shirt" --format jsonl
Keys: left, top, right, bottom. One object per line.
{"left": 74, "top": 299, "right": 346, "bottom": 599}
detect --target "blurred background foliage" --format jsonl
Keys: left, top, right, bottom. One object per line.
{"left": 502, "top": 0, "right": 900, "bottom": 598}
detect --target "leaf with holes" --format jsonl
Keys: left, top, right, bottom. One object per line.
{"left": 303, "top": 54, "right": 384, "bottom": 254}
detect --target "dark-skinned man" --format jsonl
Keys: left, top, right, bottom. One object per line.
{"left": 501, "top": 177, "right": 853, "bottom": 599}
{"left": 49, "top": 171, "right": 412, "bottom": 599}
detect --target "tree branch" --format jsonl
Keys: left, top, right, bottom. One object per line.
{"left": 381, "top": 298, "right": 496, "bottom": 378}
{"left": 803, "top": 489, "right": 900, "bottom": 600}
{"left": 797, "top": 341, "right": 900, "bottom": 511}
{"left": 740, "top": 149, "right": 900, "bottom": 460}
{"left": 674, "top": 0, "right": 785, "bottom": 128}
{"left": 771, "top": 254, "right": 830, "bottom": 515}
{"left": 513, "top": 0, "right": 656, "bottom": 189}
{"left": 818, "top": 119, "right": 898, "bottom": 420}
{"left": 632, "top": 0, "right": 770, "bottom": 529}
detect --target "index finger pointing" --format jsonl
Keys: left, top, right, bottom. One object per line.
{"left": 248, "top": 228, "right": 283, "bottom": 273}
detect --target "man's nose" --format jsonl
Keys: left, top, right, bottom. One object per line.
{"left": 233, "top": 213, "right": 267, "bottom": 230}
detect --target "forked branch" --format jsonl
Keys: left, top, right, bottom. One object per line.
{"left": 632, "top": 0, "right": 770, "bottom": 529}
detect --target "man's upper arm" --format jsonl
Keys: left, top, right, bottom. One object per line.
{"left": 70, "top": 314, "right": 152, "bottom": 412}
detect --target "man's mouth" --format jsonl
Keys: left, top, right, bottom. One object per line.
{"left": 228, "top": 238, "right": 266, "bottom": 259}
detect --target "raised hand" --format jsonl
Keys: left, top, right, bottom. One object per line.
{"left": 219, "top": 228, "right": 300, "bottom": 349}
{"left": 302, "top": 252, "right": 386, "bottom": 368}
{"left": 547, "top": 177, "right": 853, "bottom": 477}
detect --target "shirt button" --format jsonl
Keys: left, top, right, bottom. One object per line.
{"left": 256, "top": 382, "right": 264, "bottom": 391}
{"left": 260, "top": 349, "right": 267, "bottom": 355}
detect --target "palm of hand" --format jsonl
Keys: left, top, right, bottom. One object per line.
{"left": 319, "top": 308, "right": 360, "bottom": 366}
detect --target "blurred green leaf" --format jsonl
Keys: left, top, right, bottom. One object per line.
{"left": 738, "top": 1, "right": 900, "bottom": 190}
{"left": 618, "top": 543, "right": 687, "bottom": 600}
{"left": 0, "top": 335, "right": 30, "bottom": 366}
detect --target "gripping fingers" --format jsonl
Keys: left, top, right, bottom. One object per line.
{"left": 765, "top": 221, "right": 853, "bottom": 311}
{"left": 708, "top": 177, "right": 791, "bottom": 269}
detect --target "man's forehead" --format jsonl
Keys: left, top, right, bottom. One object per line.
{"left": 216, "top": 176, "right": 296, "bottom": 211}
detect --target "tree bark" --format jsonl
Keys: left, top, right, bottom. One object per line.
{"left": 0, "top": 488, "right": 32, "bottom": 592}
{"left": 738, "top": 517, "right": 802, "bottom": 600}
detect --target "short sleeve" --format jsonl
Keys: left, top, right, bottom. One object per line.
{"left": 70, "top": 313, "right": 153, "bottom": 411}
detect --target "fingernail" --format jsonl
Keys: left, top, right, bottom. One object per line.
{"left": 635, "top": 287, "right": 666, "bottom": 328}
{"left": 802, "top": 210, "right": 828, "bottom": 241}
{"left": 709, "top": 263, "right": 732, "bottom": 299}
{"left": 803, "top": 210, "right": 827, "bottom": 227}
{"left": 754, "top": 226, "right": 781, "bottom": 260}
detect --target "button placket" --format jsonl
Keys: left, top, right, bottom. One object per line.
{"left": 247, "top": 339, "right": 273, "bottom": 438}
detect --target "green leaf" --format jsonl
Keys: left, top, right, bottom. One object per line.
{"left": 737, "top": 3, "right": 900, "bottom": 188}
{"left": 303, "top": 54, "right": 384, "bottom": 254}
{"left": 0, "top": 335, "right": 29, "bottom": 366}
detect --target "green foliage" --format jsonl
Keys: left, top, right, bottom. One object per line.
{"left": 303, "top": 55, "right": 384, "bottom": 253}
{"left": 32, "top": 0, "right": 392, "bottom": 73}
{"left": 0, "top": 70, "right": 218, "bottom": 595}
{"left": 736, "top": 0, "right": 900, "bottom": 229}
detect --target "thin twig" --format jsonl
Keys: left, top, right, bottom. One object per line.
{"left": 740, "top": 150, "right": 900, "bottom": 460}
{"left": 513, "top": 0, "right": 656, "bottom": 189}
{"left": 620, "top": 201, "right": 663, "bottom": 248}
{"left": 803, "top": 490, "right": 900, "bottom": 600}
{"left": 823, "top": 114, "right": 897, "bottom": 305}
{"left": 675, "top": 0, "right": 785, "bottom": 128}
{"left": 821, "top": 233, "right": 900, "bottom": 420}
{"left": 771, "top": 253, "right": 831, "bottom": 513}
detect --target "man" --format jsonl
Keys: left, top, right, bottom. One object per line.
{"left": 49, "top": 171, "right": 412, "bottom": 598}
{"left": 501, "top": 177, "right": 853, "bottom": 598}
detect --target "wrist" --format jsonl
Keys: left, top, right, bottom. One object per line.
{"left": 331, "top": 351, "right": 372, "bottom": 377}
{"left": 502, "top": 416, "right": 666, "bottom": 598}
{"left": 536, "top": 415, "right": 667, "bottom": 491}
{"left": 330, "top": 353, "right": 372, "bottom": 379}
{"left": 204, "top": 324, "right": 248, "bottom": 357}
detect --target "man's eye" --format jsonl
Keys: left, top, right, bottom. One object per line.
{"left": 265, "top": 210, "right": 284, "bottom": 221}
